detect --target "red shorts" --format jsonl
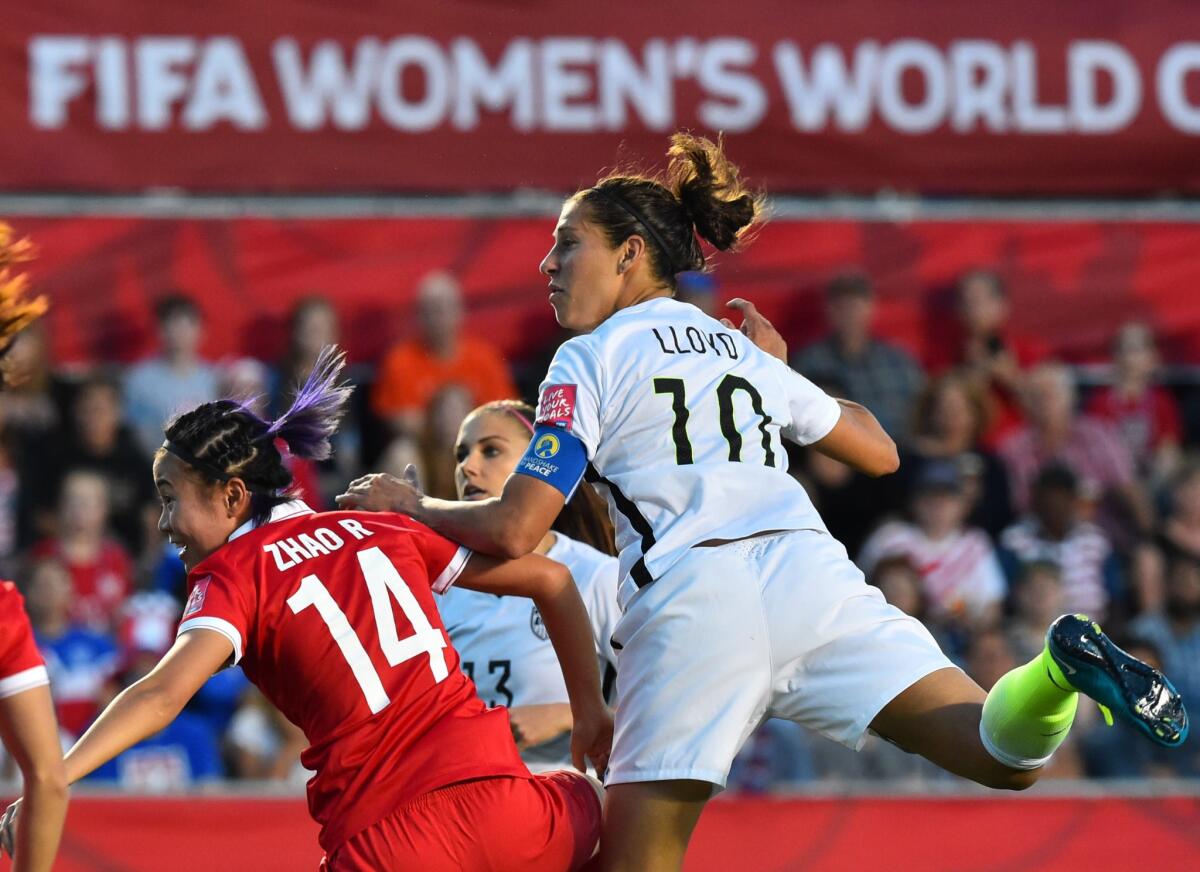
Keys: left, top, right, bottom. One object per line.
{"left": 321, "top": 771, "right": 602, "bottom": 872}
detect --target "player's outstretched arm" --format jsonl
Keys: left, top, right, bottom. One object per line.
{"left": 458, "top": 552, "right": 613, "bottom": 772}
{"left": 339, "top": 472, "right": 564, "bottom": 560}
{"left": 0, "top": 685, "right": 67, "bottom": 872}
{"left": 59, "top": 630, "right": 232, "bottom": 785}
{"left": 811, "top": 400, "right": 900, "bottom": 477}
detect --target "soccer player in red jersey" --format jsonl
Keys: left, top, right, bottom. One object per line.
{"left": 4, "top": 347, "right": 610, "bottom": 871}
{"left": 0, "top": 222, "right": 68, "bottom": 872}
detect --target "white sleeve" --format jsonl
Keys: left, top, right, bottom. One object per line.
{"left": 537, "top": 338, "right": 604, "bottom": 459}
{"left": 778, "top": 360, "right": 842, "bottom": 446}
{"left": 581, "top": 556, "right": 622, "bottom": 672}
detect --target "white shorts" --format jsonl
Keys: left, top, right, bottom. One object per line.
{"left": 606, "top": 529, "right": 955, "bottom": 788}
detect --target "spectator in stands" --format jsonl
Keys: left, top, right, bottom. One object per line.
{"left": 273, "top": 296, "right": 340, "bottom": 413}
{"left": 932, "top": 269, "right": 1048, "bottom": 447}
{"left": 0, "top": 412, "right": 19, "bottom": 570}
{"left": 419, "top": 383, "right": 477, "bottom": 501}
{"left": 371, "top": 271, "right": 517, "bottom": 438}
{"left": 907, "top": 372, "right": 1014, "bottom": 536}
{"left": 999, "top": 465, "right": 1121, "bottom": 620}
{"left": 791, "top": 271, "right": 924, "bottom": 445}
{"left": 1129, "top": 553, "right": 1200, "bottom": 713}
{"left": 1005, "top": 561, "right": 1066, "bottom": 664}
{"left": 31, "top": 469, "right": 133, "bottom": 631}
{"left": 858, "top": 459, "right": 1006, "bottom": 632}
{"left": 23, "top": 373, "right": 158, "bottom": 559}
{"left": 1086, "top": 322, "right": 1182, "bottom": 483}
{"left": 24, "top": 556, "right": 118, "bottom": 740}
{"left": 123, "top": 294, "right": 219, "bottom": 456}
{"left": 998, "top": 362, "right": 1153, "bottom": 542}
{"left": 0, "top": 321, "right": 71, "bottom": 442}
{"left": 869, "top": 554, "right": 959, "bottom": 659}
{"left": 1160, "top": 462, "right": 1200, "bottom": 563}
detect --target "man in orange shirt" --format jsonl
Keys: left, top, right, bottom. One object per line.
{"left": 372, "top": 271, "right": 517, "bottom": 438}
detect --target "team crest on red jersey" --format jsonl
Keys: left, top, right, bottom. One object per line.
{"left": 183, "top": 576, "right": 211, "bottom": 618}
{"left": 537, "top": 384, "right": 577, "bottom": 429}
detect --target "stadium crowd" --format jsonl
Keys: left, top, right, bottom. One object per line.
{"left": 2, "top": 264, "right": 1198, "bottom": 792}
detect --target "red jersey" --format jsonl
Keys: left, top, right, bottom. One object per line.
{"left": 1085, "top": 384, "right": 1182, "bottom": 458}
{"left": 0, "top": 581, "right": 49, "bottom": 700}
{"left": 176, "top": 501, "right": 528, "bottom": 853}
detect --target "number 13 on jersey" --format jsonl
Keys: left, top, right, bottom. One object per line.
{"left": 287, "top": 546, "right": 449, "bottom": 714}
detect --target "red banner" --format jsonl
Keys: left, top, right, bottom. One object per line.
{"left": 13, "top": 215, "right": 1200, "bottom": 367}
{"left": 5, "top": 3, "right": 1200, "bottom": 194}
{"left": 13, "top": 794, "right": 1199, "bottom": 871}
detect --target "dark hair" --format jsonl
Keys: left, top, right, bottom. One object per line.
{"left": 154, "top": 293, "right": 202, "bottom": 324}
{"left": 467, "top": 400, "right": 617, "bottom": 557}
{"left": 1033, "top": 463, "right": 1079, "bottom": 494}
{"left": 827, "top": 271, "right": 872, "bottom": 299}
{"left": 161, "top": 345, "right": 353, "bottom": 525}
{"left": 575, "top": 133, "right": 764, "bottom": 290}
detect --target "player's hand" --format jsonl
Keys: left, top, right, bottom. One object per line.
{"left": 508, "top": 704, "right": 573, "bottom": 750}
{"left": 335, "top": 469, "right": 422, "bottom": 514}
{"left": 721, "top": 298, "right": 788, "bottom": 362}
{"left": 0, "top": 797, "right": 20, "bottom": 858}
{"left": 570, "top": 704, "right": 613, "bottom": 775}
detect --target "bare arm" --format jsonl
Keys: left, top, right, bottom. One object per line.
{"left": 0, "top": 686, "right": 66, "bottom": 872}
{"left": 811, "top": 399, "right": 900, "bottom": 478}
{"left": 338, "top": 472, "right": 565, "bottom": 560}
{"left": 61, "top": 630, "right": 231, "bottom": 784}
{"left": 459, "top": 552, "right": 612, "bottom": 772}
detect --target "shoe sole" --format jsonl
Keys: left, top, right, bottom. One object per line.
{"left": 1047, "top": 614, "right": 1189, "bottom": 748}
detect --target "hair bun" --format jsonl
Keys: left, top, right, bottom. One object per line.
{"left": 666, "top": 133, "right": 762, "bottom": 253}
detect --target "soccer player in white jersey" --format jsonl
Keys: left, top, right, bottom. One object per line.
{"left": 340, "top": 133, "right": 1188, "bottom": 871}
{"left": 441, "top": 400, "right": 620, "bottom": 769}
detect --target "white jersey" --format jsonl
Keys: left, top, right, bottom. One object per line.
{"left": 437, "top": 533, "right": 620, "bottom": 766}
{"left": 537, "top": 297, "right": 841, "bottom": 607}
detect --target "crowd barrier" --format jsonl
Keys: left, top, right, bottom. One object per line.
{"left": 9, "top": 790, "right": 1197, "bottom": 870}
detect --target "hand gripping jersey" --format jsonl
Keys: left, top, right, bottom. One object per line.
{"left": 516, "top": 297, "right": 841, "bottom": 607}
{"left": 437, "top": 533, "right": 620, "bottom": 768}
{"left": 0, "top": 581, "right": 49, "bottom": 700}
{"left": 176, "top": 502, "right": 528, "bottom": 854}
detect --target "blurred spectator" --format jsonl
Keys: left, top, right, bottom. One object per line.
{"left": 907, "top": 373, "right": 1014, "bottom": 536}
{"left": 1085, "top": 322, "right": 1182, "bottom": 484}
{"left": 930, "top": 270, "right": 1048, "bottom": 447}
{"left": 870, "top": 554, "right": 960, "bottom": 658}
{"left": 371, "top": 271, "right": 517, "bottom": 438}
{"left": 1005, "top": 561, "right": 1066, "bottom": 664}
{"left": 418, "top": 383, "right": 477, "bottom": 501}
{"left": 87, "top": 593, "right": 225, "bottom": 789}
{"left": 25, "top": 556, "right": 118, "bottom": 738}
{"left": 858, "top": 460, "right": 1006, "bottom": 631}
{"left": 273, "top": 296, "right": 360, "bottom": 490}
{"left": 1129, "top": 554, "right": 1200, "bottom": 711}
{"left": 675, "top": 271, "right": 719, "bottom": 318}
{"left": 21, "top": 372, "right": 158, "bottom": 557}
{"left": 997, "top": 362, "right": 1153, "bottom": 542}
{"left": 0, "top": 413, "right": 19, "bottom": 569}
{"left": 123, "top": 294, "right": 219, "bottom": 456}
{"left": 1160, "top": 462, "right": 1200, "bottom": 563}
{"left": 792, "top": 271, "right": 924, "bottom": 444}
{"left": 0, "top": 321, "right": 72, "bottom": 441}
{"left": 1128, "top": 540, "right": 1168, "bottom": 618}
{"left": 793, "top": 441, "right": 905, "bottom": 560}
{"left": 226, "top": 690, "right": 307, "bottom": 782}
{"left": 727, "top": 719, "right": 815, "bottom": 791}
{"left": 998, "top": 465, "right": 1121, "bottom": 620}
{"left": 31, "top": 469, "right": 133, "bottom": 631}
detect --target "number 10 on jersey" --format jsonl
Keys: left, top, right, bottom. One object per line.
{"left": 287, "top": 546, "right": 449, "bottom": 714}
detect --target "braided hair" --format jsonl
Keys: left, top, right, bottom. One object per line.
{"left": 160, "top": 345, "right": 353, "bottom": 525}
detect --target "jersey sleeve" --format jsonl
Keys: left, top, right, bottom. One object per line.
{"left": 534, "top": 339, "right": 603, "bottom": 457}
{"left": 400, "top": 517, "right": 472, "bottom": 594}
{"left": 176, "top": 566, "right": 254, "bottom": 665}
{"left": 777, "top": 360, "right": 842, "bottom": 446}
{"left": 0, "top": 583, "right": 48, "bottom": 699}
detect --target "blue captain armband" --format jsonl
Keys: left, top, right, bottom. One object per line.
{"left": 514, "top": 424, "right": 588, "bottom": 499}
